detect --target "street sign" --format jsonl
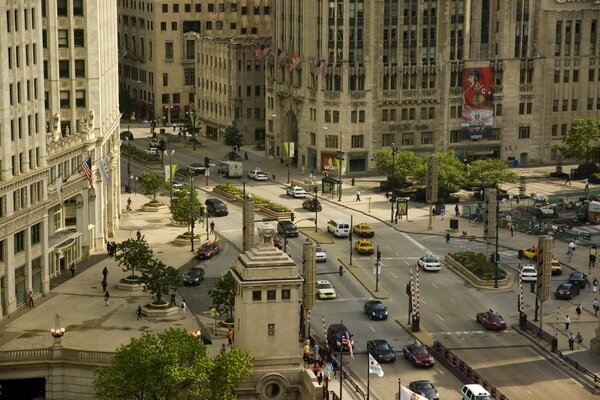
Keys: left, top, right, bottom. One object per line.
{"left": 536, "top": 236, "right": 553, "bottom": 301}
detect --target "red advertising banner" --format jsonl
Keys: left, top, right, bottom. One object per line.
{"left": 321, "top": 153, "right": 338, "bottom": 173}
{"left": 461, "top": 67, "right": 494, "bottom": 140}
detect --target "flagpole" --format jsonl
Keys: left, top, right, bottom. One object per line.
{"left": 339, "top": 344, "right": 343, "bottom": 400}
{"left": 367, "top": 354, "right": 370, "bottom": 400}
{"left": 398, "top": 378, "right": 401, "bottom": 399}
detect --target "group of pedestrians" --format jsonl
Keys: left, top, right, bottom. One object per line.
{"left": 302, "top": 340, "right": 339, "bottom": 385}
{"left": 106, "top": 241, "right": 117, "bottom": 257}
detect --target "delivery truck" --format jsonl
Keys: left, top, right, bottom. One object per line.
{"left": 217, "top": 161, "right": 243, "bottom": 178}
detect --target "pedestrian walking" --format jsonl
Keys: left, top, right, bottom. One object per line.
{"left": 590, "top": 245, "right": 597, "bottom": 271}
{"left": 316, "top": 369, "right": 324, "bottom": 385}
{"left": 102, "top": 266, "right": 108, "bottom": 279}
{"left": 313, "top": 342, "right": 320, "bottom": 357}
{"left": 136, "top": 305, "right": 142, "bottom": 320}
{"left": 567, "top": 240, "right": 576, "bottom": 262}
{"left": 576, "top": 303, "right": 583, "bottom": 319}
{"left": 220, "top": 343, "right": 227, "bottom": 355}
{"left": 227, "top": 328, "right": 234, "bottom": 345}
{"left": 509, "top": 225, "right": 514, "bottom": 237}
{"left": 594, "top": 277, "right": 598, "bottom": 293}
{"left": 27, "top": 290, "right": 35, "bottom": 308}
{"left": 355, "top": 190, "right": 361, "bottom": 201}
{"left": 575, "top": 332, "right": 584, "bottom": 349}
{"left": 440, "top": 207, "right": 446, "bottom": 221}
{"left": 101, "top": 278, "right": 107, "bottom": 293}
{"left": 455, "top": 204, "right": 460, "bottom": 217}
{"left": 584, "top": 178, "right": 590, "bottom": 192}
{"left": 111, "top": 242, "right": 117, "bottom": 257}
{"left": 565, "top": 174, "right": 572, "bottom": 185}
{"left": 324, "top": 361, "right": 333, "bottom": 382}
{"left": 303, "top": 342, "right": 311, "bottom": 362}
{"left": 104, "top": 290, "right": 110, "bottom": 306}
{"left": 170, "top": 291, "right": 177, "bottom": 306}
{"left": 136, "top": 229, "right": 142, "bottom": 241}
{"left": 592, "top": 298, "right": 599, "bottom": 316}
{"left": 127, "top": 197, "right": 132, "bottom": 209}
{"left": 565, "top": 314, "right": 571, "bottom": 330}
{"left": 69, "top": 262, "right": 77, "bottom": 277}
{"left": 210, "top": 221, "right": 215, "bottom": 234}
{"left": 568, "top": 332, "right": 575, "bottom": 350}
{"left": 244, "top": 151, "right": 249, "bottom": 160}
{"left": 180, "top": 300, "right": 187, "bottom": 318}
{"left": 301, "top": 166, "right": 305, "bottom": 176}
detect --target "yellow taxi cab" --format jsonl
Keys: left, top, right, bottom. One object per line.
{"left": 519, "top": 246, "right": 562, "bottom": 275}
{"left": 354, "top": 239, "right": 374, "bottom": 255}
{"left": 353, "top": 223, "right": 375, "bottom": 238}
{"left": 551, "top": 259, "right": 563, "bottom": 275}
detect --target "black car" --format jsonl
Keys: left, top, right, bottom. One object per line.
{"left": 408, "top": 380, "right": 439, "bottom": 400}
{"left": 205, "top": 198, "right": 229, "bottom": 217}
{"left": 568, "top": 271, "right": 587, "bottom": 289}
{"left": 327, "top": 323, "right": 353, "bottom": 353}
{"left": 183, "top": 267, "right": 205, "bottom": 286}
{"left": 555, "top": 282, "right": 581, "bottom": 300}
{"left": 364, "top": 300, "right": 388, "bottom": 320}
{"left": 188, "top": 163, "right": 206, "bottom": 175}
{"left": 277, "top": 220, "right": 298, "bottom": 237}
{"left": 367, "top": 339, "right": 396, "bottom": 363}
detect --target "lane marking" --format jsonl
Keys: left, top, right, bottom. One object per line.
{"left": 390, "top": 272, "right": 397, "bottom": 278}
{"left": 431, "top": 282, "right": 439, "bottom": 289}
{"left": 450, "top": 298, "right": 456, "bottom": 304}
{"left": 436, "top": 314, "right": 444, "bottom": 321}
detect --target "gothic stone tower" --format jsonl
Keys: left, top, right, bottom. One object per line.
{"left": 231, "top": 223, "right": 321, "bottom": 400}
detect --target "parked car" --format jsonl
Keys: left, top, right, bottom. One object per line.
{"left": 417, "top": 255, "right": 442, "bottom": 271}
{"left": 354, "top": 239, "right": 374, "bottom": 255}
{"left": 277, "top": 220, "right": 298, "bottom": 237}
{"left": 145, "top": 148, "right": 160, "bottom": 156}
{"left": 476, "top": 309, "right": 507, "bottom": 331}
{"left": 353, "top": 223, "right": 375, "bottom": 238}
{"left": 172, "top": 176, "right": 186, "bottom": 188}
{"left": 183, "top": 267, "right": 205, "bottom": 286}
{"left": 248, "top": 168, "right": 268, "bottom": 181}
{"left": 520, "top": 265, "right": 538, "bottom": 282}
{"left": 402, "top": 343, "right": 435, "bottom": 368}
{"left": 205, "top": 198, "right": 229, "bottom": 217}
{"left": 367, "top": 339, "right": 396, "bottom": 363}
{"left": 302, "top": 198, "right": 322, "bottom": 212}
{"left": 195, "top": 242, "right": 220, "bottom": 260}
{"left": 316, "top": 280, "right": 336, "bottom": 299}
{"left": 327, "top": 323, "right": 353, "bottom": 352}
{"left": 315, "top": 245, "right": 327, "bottom": 262}
{"left": 188, "top": 163, "right": 206, "bottom": 175}
{"left": 568, "top": 271, "right": 588, "bottom": 288}
{"left": 533, "top": 205, "right": 558, "bottom": 218}
{"left": 408, "top": 380, "right": 439, "bottom": 400}
{"left": 364, "top": 300, "right": 388, "bottom": 320}
{"left": 555, "top": 282, "right": 581, "bottom": 300}
{"left": 286, "top": 186, "right": 307, "bottom": 198}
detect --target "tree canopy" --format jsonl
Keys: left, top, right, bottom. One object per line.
{"left": 209, "top": 271, "right": 236, "bottom": 322}
{"left": 170, "top": 184, "right": 205, "bottom": 230}
{"left": 94, "top": 328, "right": 253, "bottom": 400}
{"left": 138, "top": 259, "right": 181, "bottom": 305}
{"left": 373, "top": 148, "right": 423, "bottom": 184}
{"left": 140, "top": 172, "right": 164, "bottom": 202}
{"left": 560, "top": 117, "right": 600, "bottom": 163}
{"left": 115, "top": 237, "right": 153, "bottom": 278}
{"left": 467, "top": 159, "right": 519, "bottom": 188}
{"left": 223, "top": 123, "right": 243, "bottom": 152}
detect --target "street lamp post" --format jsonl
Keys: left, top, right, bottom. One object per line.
{"left": 166, "top": 150, "right": 175, "bottom": 204}
{"left": 286, "top": 133, "right": 291, "bottom": 184}
{"left": 336, "top": 134, "right": 344, "bottom": 202}
{"left": 50, "top": 314, "right": 66, "bottom": 344}
{"left": 283, "top": 218, "right": 316, "bottom": 253}
{"left": 190, "top": 175, "right": 196, "bottom": 252}
{"left": 314, "top": 188, "right": 319, "bottom": 232}
{"left": 187, "top": 107, "right": 197, "bottom": 151}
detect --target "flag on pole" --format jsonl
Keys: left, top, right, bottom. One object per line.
{"left": 98, "top": 156, "right": 110, "bottom": 183}
{"left": 287, "top": 52, "right": 301, "bottom": 72}
{"left": 276, "top": 48, "right": 287, "bottom": 67}
{"left": 400, "top": 386, "right": 428, "bottom": 400}
{"left": 81, "top": 157, "right": 93, "bottom": 187}
{"left": 314, "top": 59, "right": 325, "bottom": 77}
{"left": 368, "top": 354, "right": 384, "bottom": 377}
{"left": 341, "top": 335, "right": 354, "bottom": 359}
{"left": 254, "top": 44, "right": 270, "bottom": 60}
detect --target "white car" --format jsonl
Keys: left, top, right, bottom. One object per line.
{"left": 286, "top": 186, "right": 307, "bottom": 198}
{"left": 315, "top": 245, "right": 327, "bottom": 262}
{"left": 315, "top": 280, "right": 336, "bottom": 299}
{"left": 417, "top": 255, "right": 442, "bottom": 271}
{"left": 520, "top": 265, "right": 538, "bottom": 282}
{"left": 145, "top": 148, "right": 160, "bottom": 156}
{"left": 248, "top": 168, "right": 268, "bottom": 181}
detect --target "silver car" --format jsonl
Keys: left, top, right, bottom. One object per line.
{"left": 315, "top": 245, "right": 327, "bottom": 262}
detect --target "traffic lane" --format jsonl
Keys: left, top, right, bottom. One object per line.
{"left": 340, "top": 352, "right": 462, "bottom": 400}
{"left": 454, "top": 346, "right": 597, "bottom": 399}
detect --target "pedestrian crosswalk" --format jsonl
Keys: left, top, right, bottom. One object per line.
{"left": 430, "top": 330, "right": 514, "bottom": 336}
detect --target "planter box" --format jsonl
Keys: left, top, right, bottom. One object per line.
{"left": 141, "top": 303, "right": 181, "bottom": 318}
{"left": 173, "top": 234, "right": 203, "bottom": 246}
{"left": 212, "top": 188, "right": 292, "bottom": 220}
{"left": 117, "top": 279, "right": 145, "bottom": 292}
{"left": 142, "top": 203, "right": 168, "bottom": 212}
{"left": 444, "top": 254, "right": 509, "bottom": 287}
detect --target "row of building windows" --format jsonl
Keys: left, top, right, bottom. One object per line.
{"left": 7, "top": 44, "right": 37, "bottom": 69}
{"left": 42, "top": 0, "right": 84, "bottom": 18}
{"left": 252, "top": 288, "right": 290, "bottom": 301}
{"left": 8, "top": 80, "right": 39, "bottom": 106}
{"left": 160, "top": 3, "right": 269, "bottom": 15}
{"left": 11, "top": 223, "right": 42, "bottom": 255}
{"left": 6, "top": 7, "right": 37, "bottom": 32}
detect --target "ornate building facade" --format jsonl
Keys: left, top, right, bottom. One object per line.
{"left": 267, "top": 0, "right": 600, "bottom": 174}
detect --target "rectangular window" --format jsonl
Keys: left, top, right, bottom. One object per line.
{"left": 450, "top": 130, "right": 461, "bottom": 143}
{"left": 572, "top": 99, "right": 578, "bottom": 111}
{"left": 58, "top": 30, "right": 68, "bottom": 47}
{"left": 562, "top": 100, "right": 568, "bottom": 111}
{"left": 60, "top": 91, "right": 70, "bottom": 108}
{"left": 518, "top": 127, "right": 530, "bottom": 139}
{"left": 359, "top": 110, "right": 365, "bottom": 122}
{"left": 163, "top": 73, "right": 168, "bottom": 86}
{"left": 421, "top": 132, "right": 433, "bottom": 145}
{"left": 382, "top": 133, "right": 394, "bottom": 147}
{"left": 324, "top": 110, "right": 331, "bottom": 123}
{"left": 75, "top": 90, "right": 86, "bottom": 107}
{"left": 73, "top": 0, "right": 83, "bottom": 16}
{"left": 402, "top": 133, "right": 414, "bottom": 146}
{"left": 59, "top": 60, "right": 69, "bottom": 78}
{"left": 281, "top": 289, "right": 290, "bottom": 300}
{"left": 74, "top": 29, "right": 84, "bottom": 47}
{"left": 57, "top": 0, "right": 68, "bottom": 16}
{"left": 74, "top": 59, "right": 85, "bottom": 77}
{"left": 31, "top": 223, "right": 41, "bottom": 244}
{"left": 14, "top": 230, "right": 25, "bottom": 253}
{"left": 165, "top": 42, "right": 173, "bottom": 59}
{"left": 252, "top": 290, "right": 261, "bottom": 301}
{"left": 267, "top": 290, "right": 276, "bottom": 301}
{"left": 351, "top": 135, "right": 364, "bottom": 148}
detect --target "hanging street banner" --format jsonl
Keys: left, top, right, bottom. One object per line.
{"left": 461, "top": 67, "right": 494, "bottom": 140}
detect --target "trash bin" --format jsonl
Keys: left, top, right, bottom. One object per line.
{"left": 513, "top": 159, "right": 519, "bottom": 168}
{"left": 449, "top": 218, "right": 459, "bottom": 230}
{"left": 202, "top": 332, "right": 212, "bottom": 345}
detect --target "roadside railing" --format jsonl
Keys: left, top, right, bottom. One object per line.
{"left": 430, "top": 341, "right": 509, "bottom": 400}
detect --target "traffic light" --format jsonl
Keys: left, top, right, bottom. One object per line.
{"left": 445, "top": 233, "right": 451, "bottom": 243}
{"left": 490, "top": 254, "right": 495, "bottom": 263}
{"left": 405, "top": 283, "right": 411, "bottom": 295}
{"left": 339, "top": 265, "right": 344, "bottom": 277}
{"left": 204, "top": 156, "right": 210, "bottom": 167}
{"left": 377, "top": 249, "right": 382, "bottom": 262}
{"left": 496, "top": 253, "right": 500, "bottom": 264}
{"left": 530, "top": 282, "right": 535, "bottom": 293}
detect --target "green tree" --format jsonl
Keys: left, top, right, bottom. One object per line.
{"left": 561, "top": 117, "right": 600, "bottom": 163}
{"left": 115, "top": 237, "right": 153, "bottom": 278}
{"left": 94, "top": 328, "right": 253, "bottom": 400}
{"left": 223, "top": 123, "right": 243, "bottom": 153}
{"left": 468, "top": 159, "right": 519, "bottom": 188}
{"left": 412, "top": 151, "right": 467, "bottom": 194}
{"left": 138, "top": 259, "right": 181, "bottom": 305}
{"left": 170, "top": 184, "right": 204, "bottom": 230}
{"left": 373, "top": 148, "right": 423, "bottom": 184}
{"left": 209, "top": 270, "right": 236, "bottom": 323}
{"left": 140, "top": 172, "right": 164, "bottom": 202}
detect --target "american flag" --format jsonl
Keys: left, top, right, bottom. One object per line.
{"left": 276, "top": 48, "right": 287, "bottom": 67}
{"left": 314, "top": 60, "right": 325, "bottom": 77}
{"left": 341, "top": 335, "right": 354, "bottom": 359}
{"left": 255, "top": 44, "right": 270, "bottom": 60}
{"left": 81, "top": 157, "right": 93, "bottom": 186}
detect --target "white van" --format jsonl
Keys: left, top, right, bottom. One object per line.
{"left": 327, "top": 219, "right": 350, "bottom": 237}
{"left": 461, "top": 384, "right": 492, "bottom": 400}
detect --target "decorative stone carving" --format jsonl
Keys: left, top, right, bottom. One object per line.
{"left": 52, "top": 113, "right": 61, "bottom": 142}
{"left": 77, "top": 119, "right": 87, "bottom": 133}
{"left": 256, "top": 222, "right": 276, "bottom": 249}
{"left": 88, "top": 110, "right": 95, "bottom": 130}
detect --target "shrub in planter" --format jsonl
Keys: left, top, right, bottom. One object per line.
{"left": 449, "top": 251, "right": 507, "bottom": 280}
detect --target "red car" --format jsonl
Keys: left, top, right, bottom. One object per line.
{"left": 273, "top": 236, "right": 283, "bottom": 250}
{"left": 476, "top": 309, "right": 507, "bottom": 331}
{"left": 195, "top": 242, "right": 220, "bottom": 260}
{"left": 402, "top": 343, "right": 435, "bottom": 368}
